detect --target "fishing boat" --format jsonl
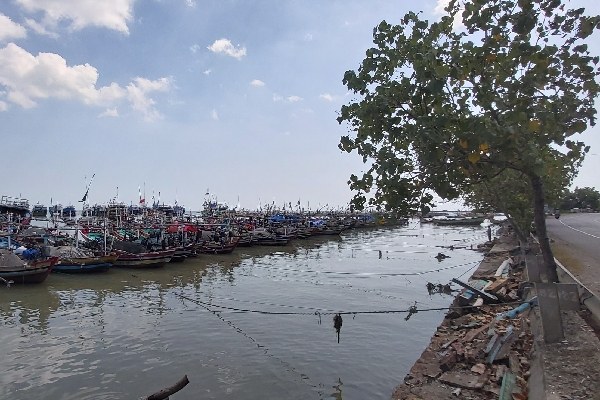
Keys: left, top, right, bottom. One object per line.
{"left": 0, "top": 250, "right": 58, "bottom": 284}
{"left": 433, "top": 216, "right": 486, "bottom": 226}
{"left": 250, "top": 227, "right": 290, "bottom": 246}
{"left": 112, "top": 249, "right": 175, "bottom": 268}
{"left": 32, "top": 204, "right": 48, "bottom": 219}
{"left": 52, "top": 246, "right": 117, "bottom": 273}
{"left": 0, "top": 195, "right": 30, "bottom": 218}
{"left": 52, "top": 256, "right": 117, "bottom": 274}
{"left": 61, "top": 205, "right": 77, "bottom": 220}
{"left": 169, "top": 245, "right": 194, "bottom": 262}
{"left": 49, "top": 204, "right": 63, "bottom": 218}
{"left": 196, "top": 237, "right": 240, "bottom": 254}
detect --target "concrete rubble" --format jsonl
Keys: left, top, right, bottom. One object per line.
{"left": 393, "top": 224, "right": 600, "bottom": 400}
{"left": 393, "top": 229, "right": 532, "bottom": 399}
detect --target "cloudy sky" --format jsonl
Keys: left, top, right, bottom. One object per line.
{"left": 1, "top": 0, "right": 598, "bottom": 211}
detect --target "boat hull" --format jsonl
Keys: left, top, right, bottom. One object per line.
{"left": 0, "top": 257, "right": 58, "bottom": 284}
{"left": 434, "top": 217, "right": 485, "bottom": 226}
{"left": 54, "top": 262, "right": 111, "bottom": 273}
{"left": 113, "top": 250, "right": 175, "bottom": 268}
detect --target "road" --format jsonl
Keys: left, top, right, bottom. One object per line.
{"left": 546, "top": 212, "right": 600, "bottom": 296}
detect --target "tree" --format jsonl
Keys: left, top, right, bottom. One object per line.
{"left": 338, "top": 0, "right": 600, "bottom": 282}
{"left": 560, "top": 186, "right": 600, "bottom": 210}
{"left": 463, "top": 148, "right": 576, "bottom": 241}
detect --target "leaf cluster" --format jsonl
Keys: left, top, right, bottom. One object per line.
{"left": 338, "top": 0, "right": 600, "bottom": 214}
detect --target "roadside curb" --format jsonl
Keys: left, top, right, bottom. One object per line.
{"left": 554, "top": 258, "right": 600, "bottom": 325}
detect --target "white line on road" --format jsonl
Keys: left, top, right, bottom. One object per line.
{"left": 559, "top": 219, "right": 600, "bottom": 239}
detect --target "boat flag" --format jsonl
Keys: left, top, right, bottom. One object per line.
{"left": 139, "top": 186, "right": 145, "bottom": 205}
{"left": 79, "top": 173, "right": 95, "bottom": 202}
{"left": 80, "top": 190, "right": 89, "bottom": 203}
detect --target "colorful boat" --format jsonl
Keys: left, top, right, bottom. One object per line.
{"left": 0, "top": 250, "right": 58, "bottom": 284}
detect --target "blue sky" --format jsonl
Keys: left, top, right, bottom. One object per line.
{"left": 1, "top": 0, "right": 598, "bottom": 211}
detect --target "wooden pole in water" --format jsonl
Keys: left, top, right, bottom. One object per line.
{"left": 143, "top": 374, "right": 189, "bottom": 400}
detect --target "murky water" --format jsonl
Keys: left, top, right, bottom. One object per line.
{"left": 0, "top": 221, "right": 486, "bottom": 399}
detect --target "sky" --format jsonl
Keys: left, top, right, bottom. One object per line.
{"left": 0, "top": 0, "right": 598, "bottom": 212}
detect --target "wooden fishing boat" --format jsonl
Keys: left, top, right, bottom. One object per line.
{"left": 433, "top": 216, "right": 485, "bottom": 226}
{"left": 196, "top": 237, "right": 239, "bottom": 254}
{"left": 53, "top": 254, "right": 117, "bottom": 273}
{"left": 0, "top": 250, "right": 58, "bottom": 284}
{"left": 254, "top": 236, "right": 290, "bottom": 246}
{"left": 170, "top": 246, "right": 194, "bottom": 262}
{"left": 112, "top": 249, "right": 175, "bottom": 268}
{"left": 250, "top": 228, "right": 290, "bottom": 246}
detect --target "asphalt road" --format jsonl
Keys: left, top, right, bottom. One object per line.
{"left": 547, "top": 212, "right": 600, "bottom": 257}
{"left": 546, "top": 212, "right": 600, "bottom": 294}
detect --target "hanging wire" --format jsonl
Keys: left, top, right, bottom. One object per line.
{"left": 175, "top": 290, "right": 326, "bottom": 397}
{"left": 244, "top": 260, "right": 480, "bottom": 278}
{"left": 173, "top": 292, "right": 526, "bottom": 317}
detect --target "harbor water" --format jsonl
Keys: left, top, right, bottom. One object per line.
{"left": 0, "top": 221, "right": 486, "bottom": 399}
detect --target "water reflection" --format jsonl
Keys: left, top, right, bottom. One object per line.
{"left": 330, "top": 377, "right": 344, "bottom": 400}
{"left": 0, "top": 223, "right": 486, "bottom": 400}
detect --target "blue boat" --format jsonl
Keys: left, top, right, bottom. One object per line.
{"left": 53, "top": 255, "right": 117, "bottom": 274}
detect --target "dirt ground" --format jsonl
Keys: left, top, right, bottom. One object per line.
{"left": 536, "top": 309, "right": 600, "bottom": 400}
{"left": 541, "top": 238, "right": 600, "bottom": 400}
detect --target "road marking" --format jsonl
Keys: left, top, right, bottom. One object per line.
{"left": 559, "top": 219, "right": 600, "bottom": 239}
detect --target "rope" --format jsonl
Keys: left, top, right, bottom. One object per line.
{"left": 244, "top": 260, "right": 480, "bottom": 277}
{"left": 173, "top": 292, "right": 526, "bottom": 316}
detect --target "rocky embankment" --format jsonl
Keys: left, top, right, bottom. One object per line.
{"left": 392, "top": 229, "right": 533, "bottom": 399}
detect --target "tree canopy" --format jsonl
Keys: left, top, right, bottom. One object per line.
{"left": 338, "top": 0, "right": 600, "bottom": 281}
{"left": 339, "top": 0, "right": 599, "bottom": 211}
{"left": 560, "top": 186, "right": 600, "bottom": 210}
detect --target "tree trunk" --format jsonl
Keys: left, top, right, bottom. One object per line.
{"left": 482, "top": 181, "right": 528, "bottom": 244}
{"left": 504, "top": 214, "right": 528, "bottom": 245}
{"left": 530, "top": 173, "right": 559, "bottom": 282}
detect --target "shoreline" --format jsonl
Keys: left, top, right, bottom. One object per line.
{"left": 392, "top": 227, "right": 533, "bottom": 399}
{"left": 391, "top": 224, "right": 600, "bottom": 400}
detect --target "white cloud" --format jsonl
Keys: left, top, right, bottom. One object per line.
{"left": 185, "top": 0, "right": 196, "bottom": 7}
{"left": 273, "top": 94, "right": 303, "bottom": 103}
{"left": 319, "top": 93, "right": 334, "bottom": 102}
{"left": 211, "top": 108, "right": 219, "bottom": 120}
{"left": 126, "top": 77, "right": 171, "bottom": 121}
{"left": 203, "top": 69, "right": 211, "bottom": 75}
{"left": 433, "top": 0, "right": 450, "bottom": 15}
{"left": 99, "top": 107, "right": 118, "bottom": 118}
{"left": 250, "top": 79, "right": 265, "bottom": 87}
{"left": 0, "top": 43, "right": 125, "bottom": 108}
{"left": 0, "top": 14, "right": 27, "bottom": 42}
{"left": 303, "top": 33, "right": 313, "bottom": 41}
{"left": 0, "top": 43, "right": 170, "bottom": 120}
{"left": 433, "top": 0, "right": 464, "bottom": 28}
{"left": 207, "top": 38, "right": 246, "bottom": 60}
{"left": 190, "top": 44, "right": 201, "bottom": 53}
{"left": 0, "top": 100, "right": 7, "bottom": 111}
{"left": 24, "top": 18, "right": 58, "bottom": 38}
{"left": 15, "top": 0, "right": 134, "bottom": 34}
